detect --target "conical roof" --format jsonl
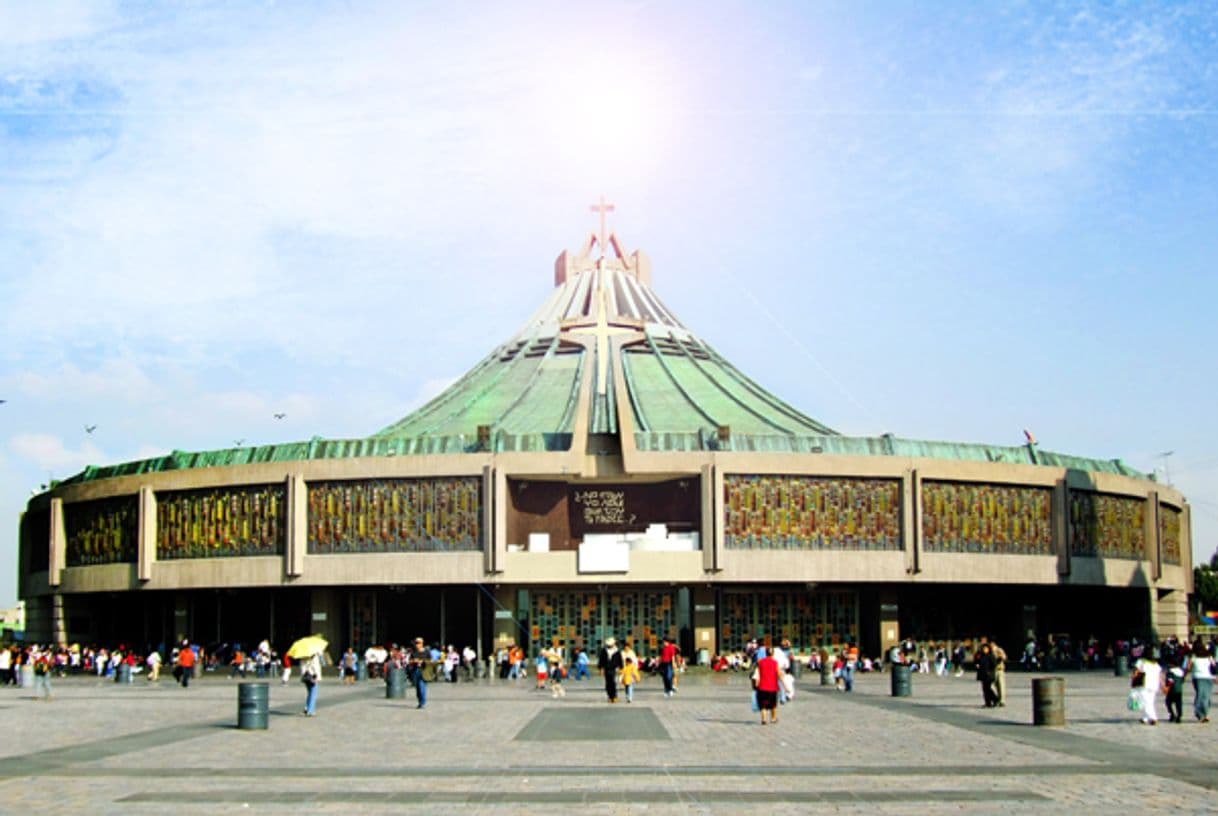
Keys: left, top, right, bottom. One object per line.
{"left": 373, "top": 231, "right": 838, "bottom": 452}
{"left": 55, "top": 230, "right": 1148, "bottom": 483}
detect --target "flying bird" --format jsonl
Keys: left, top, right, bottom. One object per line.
{"left": 85, "top": 424, "right": 98, "bottom": 434}
{"left": 234, "top": 439, "right": 246, "bottom": 446}
{"left": 273, "top": 413, "right": 286, "bottom": 420}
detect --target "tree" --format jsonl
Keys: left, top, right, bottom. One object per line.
{"left": 1194, "top": 559, "right": 1218, "bottom": 617}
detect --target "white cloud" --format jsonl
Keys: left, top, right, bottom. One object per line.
{"left": 10, "top": 432, "right": 104, "bottom": 473}
{"left": 17, "top": 359, "right": 161, "bottom": 403}
{"left": 0, "top": 1, "right": 119, "bottom": 46}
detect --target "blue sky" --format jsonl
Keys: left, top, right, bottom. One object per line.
{"left": 1, "top": 1, "right": 1216, "bottom": 606}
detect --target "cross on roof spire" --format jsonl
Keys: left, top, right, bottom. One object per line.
{"left": 589, "top": 195, "right": 615, "bottom": 255}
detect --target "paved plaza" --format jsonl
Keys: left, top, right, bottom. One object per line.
{"left": 1, "top": 666, "right": 1216, "bottom": 813}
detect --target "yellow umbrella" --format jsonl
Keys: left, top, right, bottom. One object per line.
{"left": 286, "top": 635, "right": 329, "bottom": 659}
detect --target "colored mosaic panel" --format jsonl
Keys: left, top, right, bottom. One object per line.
{"left": 723, "top": 475, "right": 901, "bottom": 550}
{"left": 529, "top": 591, "right": 602, "bottom": 657}
{"left": 65, "top": 497, "right": 138, "bottom": 567}
{"left": 157, "top": 484, "right": 285, "bottom": 560}
{"left": 606, "top": 591, "right": 678, "bottom": 655}
{"left": 1069, "top": 491, "right": 1146, "bottom": 560}
{"left": 307, "top": 478, "right": 481, "bottom": 554}
{"left": 921, "top": 481, "right": 1053, "bottom": 555}
{"left": 528, "top": 590, "right": 676, "bottom": 658}
{"left": 1161, "top": 505, "right": 1182, "bottom": 566}
{"left": 719, "top": 590, "right": 858, "bottom": 653}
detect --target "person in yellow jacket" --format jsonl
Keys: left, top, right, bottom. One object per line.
{"left": 621, "top": 655, "right": 641, "bottom": 703}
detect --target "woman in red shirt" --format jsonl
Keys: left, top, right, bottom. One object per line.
{"left": 753, "top": 648, "right": 782, "bottom": 725}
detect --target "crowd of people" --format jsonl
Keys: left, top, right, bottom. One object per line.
{"left": 5, "top": 631, "right": 1215, "bottom": 728}
{"left": 1126, "top": 636, "right": 1216, "bottom": 725}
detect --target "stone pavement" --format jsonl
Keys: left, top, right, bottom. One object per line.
{"left": 1, "top": 666, "right": 1216, "bottom": 813}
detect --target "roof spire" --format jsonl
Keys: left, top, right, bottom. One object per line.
{"left": 589, "top": 194, "right": 615, "bottom": 257}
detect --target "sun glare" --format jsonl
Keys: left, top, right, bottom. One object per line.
{"left": 538, "top": 52, "right": 675, "bottom": 184}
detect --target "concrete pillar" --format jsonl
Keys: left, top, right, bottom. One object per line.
{"left": 903, "top": 470, "right": 921, "bottom": 574}
{"left": 23, "top": 595, "right": 54, "bottom": 643}
{"left": 138, "top": 486, "right": 156, "bottom": 582}
{"left": 487, "top": 467, "right": 506, "bottom": 574}
{"left": 286, "top": 474, "right": 306, "bottom": 577}
{"left": 692, "top": 585, "right": 716, "bottom": 659}
{"left": 491, "top": 586, "right": 519, "bottom": 648}
{"left": 1053, "top": 479, "right": 1069, "bottom": 576}
{"left": 309, "top": 588, "right": 342, "bottom": 656}
{"left": 51, "top": 593, "right": 66, "bottom": 645}
{"left": 48, "top": 498, "right": 65, "bottom": 588}
{"left": 1151, "top": 588, "right": 1188, "bottom": 642}
{"left": 173, "top": 596, "right": 191, "bottom": 642}
{"left": 1145, "top": 490, "right": 1161, "bottom": 581}
{"left": 879, "top": 592, "right": 899, "bottom": 656}
{"left": 701, "top": 465, "right": 720, "bottom": 572}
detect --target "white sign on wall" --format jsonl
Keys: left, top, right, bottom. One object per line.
{"left": 578, "top": 535, "right": 629, "bottom": 573}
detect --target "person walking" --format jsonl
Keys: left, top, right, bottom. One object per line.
{"left": 300, "top": 651, "right": 322, "bottom": 717}
{"left": 341, "top": 648, "right": 359, "bottom": 685}
{"left": 621, "top": 654, "right": 640, "bottom": 703}
{"left": 1184, "top": 640, "right": 1215, "bottom": 723}
{"left": 1131, "top": 647, "right": 1162, "bottom": 725}
{"left": 176, "top": 640, "right": 196, "bottom": 688}
{"left": 598, "top": 637, "right": 623, "bottom": 703}
{"left": 31, "top": 648, "right": 52, "bottom": 701}
{"left": 752, "top": 647, "right": 781, "bottom": 725}
{"left": 659, "top": 636, "right": 680, "bottom": 698}
{"left": 146, "top": 650, "right": 161, "bottom": 682}
{"left": 1163, "top": 657, "right": 1185, "bottom": 723}
{"left": 408, "top": 637, "right": 431, "bottom": 709}
{"left": 544, "top": 646, "right": 567, "bottom": 699}
{"left": 992, "top": 640, "right": 1008, "bottom": 707}
{"left": 975, "top": 642, "right": 998, "bottom": 707}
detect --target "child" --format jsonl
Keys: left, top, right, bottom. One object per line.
{"left": 547, "top": 649, "right": 567, "bottom": 699}
{"left": 1164, "top": 662, "right": 1185, "bottom": 723}
{"left": 534, "top": 652, "right": 548, "bottom": 690}
{"left": 621, "top": 655, "right": 640, "bottom": 703}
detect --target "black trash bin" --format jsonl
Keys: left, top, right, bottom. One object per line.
{"left": 357, "top": 663, "right": 367, "bottom": 682}
{"left": 890, "top": 664, "right": 912, "bottom": 697}
{"left": 386, "top": 667, "right": 407, "bottom": 699}
{"left": 1032, "top": 676, "right": 1065, "bottom": 726}
{"left": 238, "top": 682, "right": 269, "bottom": 730}
{"left": 115, "top": 663, "right": 132, "bottom": 684}
{"left": 1113, "top": 654, "right": 1129, "bottom": 677}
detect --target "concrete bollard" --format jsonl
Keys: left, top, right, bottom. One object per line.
{"left": 890, "top": 664, "right": 912, "bottom": 697}
{"left": 386, "top": 667, "right": 406, "bottom": 699}
{"left": 238, "top": 682, "right": 270, "bottom": 730}
{"left": 1032, "top": 676, "right": 1065, "bottom": 726}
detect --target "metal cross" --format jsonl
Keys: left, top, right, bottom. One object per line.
{"left": 590, "top": 195, "right": 615, "bottom": 253}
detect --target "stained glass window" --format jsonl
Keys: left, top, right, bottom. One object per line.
{"left": 724, "top": 475, "right": 901, "bottom": 550}
{"left": 65, "top": 496, "right": 138, "bottom": 566}
{"left": 157, "top": 484, "right": 285, "bottom": 560}
{"left": 1069, "top": 491, "right": 1145, "bottom": 560}
{"left": 719, "top": 590, "right": 857, "bottom": 652}
{"left": 921, "top": 481, "right": 1053, "bottom": 555}
{"left": 1160, "top": 504, "right": 1182, "bottom": 566}
{"left": 307, "top": 477, "right": 481, "bottom": 554}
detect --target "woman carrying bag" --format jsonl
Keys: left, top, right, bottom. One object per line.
{"left": 300, "top": 652, "right": 322, "bottom": 717}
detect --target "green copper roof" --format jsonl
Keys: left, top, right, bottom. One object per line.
{"left": 53, "top": 235, "right": 1150, "bottom": 485}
